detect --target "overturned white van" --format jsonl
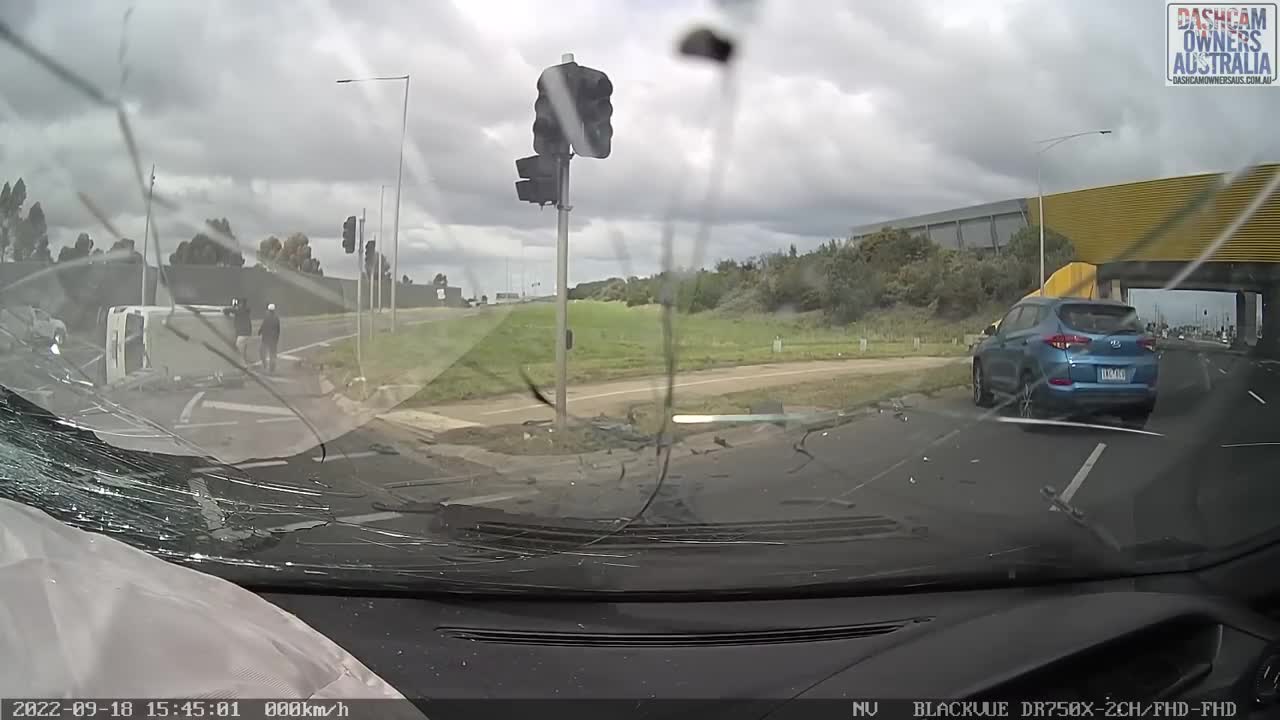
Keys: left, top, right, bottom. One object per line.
{"left": 104, "top": 305, "right": 260, "bottom": 387}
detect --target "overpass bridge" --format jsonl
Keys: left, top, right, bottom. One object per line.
{"left": 851, "top": 163, "right": 1280, "bottom": 351}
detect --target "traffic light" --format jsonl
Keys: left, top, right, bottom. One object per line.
{"left": 364, "top": 240, "right": 376, "bottom": 273}
{"left": 574, "top": 66, "right": 613, "bottom": 159}
{"left": 515, "top": 154, "right": 559, "bottom": 206}
{"left": 342, "top": 215, "right": 357, "bottom": 254}
{"left": 533, "top": 63, "right": 572, "bottom": 156}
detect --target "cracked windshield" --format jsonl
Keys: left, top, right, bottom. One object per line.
{"left": 1, "top": 0, "right": 1279, "bottom": 594}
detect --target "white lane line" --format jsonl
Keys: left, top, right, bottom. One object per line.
{"left": 266, "top": 510, "right": 405, "bottom": 534}
{"left": 193, "top": 459, "right": 289, "bottom": 473}
{"left": 996, "top": 417, "right": 1164, "bottom": 436}
{"left": 256, "top": 416, "right": 302, "bottom": 424}
{"left": 334, "top": 511, "right": 404, "bottom": 526}
{"left": 281, "top": 335, "right": 351, "bottom": 355}
{"left": 1223, "top": 442, "right": 1280, "bottom": 448}
{"left": 278, "top": 354, "right": 301, "bottom": 361}
{"left": 1219, "top": 368, "right": 1228, "bottom": 375}
{"left": 1249, "top": 390, "right": 1267, "bottom": 405}
{"left": 175, "top": 420, "right": 239, "bottom": 429}
{"left": 313, "top": 450, "right": 382, "bottom": 463}
{"left": 1060, "top": 443, "right": 1107, "bottom": 504}
{"left": 187, "top": 477, "right": 226, "bottom": 531}
{"left": 203, "top": 400, "right": 298, "bottom": 416}
{"left": 441, "top": 490, "right": 538, "bottom": 506}
{"left": 479, "top": 363, "right": 943, "bottom": 416}
{"left": 179, "top": 391, "right": 206, "bottom": 424}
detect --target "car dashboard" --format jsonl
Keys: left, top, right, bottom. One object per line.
{"left": 262, "top": 563, "right": 1280, "bottom": 718}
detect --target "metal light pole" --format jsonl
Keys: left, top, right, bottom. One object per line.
{"left": 356, "top": 210, "right": 365, "bottom": 370}
{"left": 378, "top": 184, "right": 386, "bottom": 314}
{"left": 140, "top": 164, "right": 155, "bottom": 306}
{"left": 337, "top": 74, "right": 410, "bottom": 332}
{"left": 1034, "top": 129, "right": 1112, "bottom": 294}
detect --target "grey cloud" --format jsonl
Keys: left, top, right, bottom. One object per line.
{"left": 3, "top": 0, "right": 1278, "bottom": 297}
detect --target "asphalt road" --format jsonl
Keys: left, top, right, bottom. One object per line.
{"left": 10, "top": 307, "right": 465, "bottom": 463}
{"left": 122, "top": 343, "right": 1280, "bottom": 571}
{"left": 6, "top": 335, "right": 1279, "bottom": 580}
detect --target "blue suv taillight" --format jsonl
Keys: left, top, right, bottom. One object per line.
{"left": 1044, "top": 334, "right": 1090, "bottom": 350}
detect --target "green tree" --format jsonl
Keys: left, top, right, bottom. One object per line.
{"left": 1005, "top": 225, "right": 1074, "bottom": 275}
{"left": 0, "top": 179, "right": 27, "bottom": 262}
{"left": 104, "top": 237, "right": 143, "bottom": 263}
{"left": 171, "top": 218, "right": 245, "bottom": 266}
{"left": 432, "top": 273, "right": 449, "bottom": 287}
{"left": 16, "top": 201, "right": 49, "bottom": 262}
{"left": 258, "top": 233, "right": 321, "bottom": 275}
{"left": 57, "top": 232, "right": 95, "bottom": 263}
{"left": 856, "top": 227, "right": 934, "bottom": 272}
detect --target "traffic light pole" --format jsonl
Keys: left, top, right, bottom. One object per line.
{"left": 356, "top": 210, "right": 365, "bottom": 371}
{"left": 554, "top": 153, "right": 571, "bottom": 431}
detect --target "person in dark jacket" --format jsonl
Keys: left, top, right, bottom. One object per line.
{"left": 223, "top": 298, "right": 252, "bottom": 363}
{"left": 259, "top": 303, "right": 281, "bottom": 373}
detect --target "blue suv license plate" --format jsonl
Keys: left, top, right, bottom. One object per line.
{"left": 1098, "top": 367, "right": 1127, "bottom": 383}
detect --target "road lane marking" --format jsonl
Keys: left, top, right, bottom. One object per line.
{"left": 313, "top": 450, "right": 382, "bottom": 463}
{"left": 278, "top": 354, "right": 301, "bottom": 361}
{"left": 203, "top": 400, "right": 298, "bottom": 416}
{"left": 480, "top": 362, "right": 955, "bottom": 416}
{"left": 996, "top": 417, "right": 1164, "bottom": 436}
{"left": 281, "top": 335, "right": 351, "bottom": 355}
{"left": 266, "top": 510, "right": 405, "bottom": 534}
{"left": 1222, "top": 442, "right": 1280, "bottom": 448}
{"left": 256, "top": 416, "right": 302, "bottom": 424}
{"left": 193, "top": 459, "right": 289, "bottom": 473}
{"left": 179, "top": 391, "right": 206, "bottom": 424}
{"left": 1061, "top": 443, "right": 1106, "bottom": 503}
{"left": 175, "top": 420, "right": 239, "bottom": 429}
{"left": 1249, "top": 390, "right": 1267, "bottom": 405}
{"left": 441, "top": 490, "right": 538, "bottom": 506}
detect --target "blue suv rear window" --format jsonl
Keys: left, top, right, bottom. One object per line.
{"left": 1058, "top": 303, "right": 1142, "bottom": 334}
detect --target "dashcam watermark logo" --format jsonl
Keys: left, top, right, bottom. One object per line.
{"left": 1167, "top": 3, "right": 1277, "bottom": 86}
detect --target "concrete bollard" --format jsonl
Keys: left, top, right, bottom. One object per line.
{"left": 913, "top": 337, "right": 921, "bottom": 350}
{"left": 859, "top": 338, "right": 868, "bottom": 352}
{"left": 772, "top": 335, "right": 783, "bottom": 353}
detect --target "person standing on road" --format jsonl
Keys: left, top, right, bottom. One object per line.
{"left": 223, "top": 297, "right": 253, "bottom": 364}
{"left": 259, "top": 303, "right": 281, "bottom": 374}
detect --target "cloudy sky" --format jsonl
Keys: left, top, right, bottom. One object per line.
{"left": 1, "top": 0, "right": 1277, "bottom": 300}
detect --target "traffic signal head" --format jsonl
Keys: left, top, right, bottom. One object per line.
{"left": 574, "top": 66, "right": 613, "bottom": 159}
{"left": 533, "top": 63, "right": 572, "bottom": 156}
{"left": 515, "top": 155, "right": 559, "bottom": 206}
{"left": 342, "top": 215, "right": 357, "bottom": 254}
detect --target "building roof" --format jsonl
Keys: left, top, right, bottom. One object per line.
{"left": 850, "top": 198, "right": 1028, "bottom": 237}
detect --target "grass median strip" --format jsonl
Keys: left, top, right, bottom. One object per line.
{"left": 322, "top": 301, "right": 976, "bottom": 406}
{"left": 430, "top": 361, "right": 972, "bottom": 456}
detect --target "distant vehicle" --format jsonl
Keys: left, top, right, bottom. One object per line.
{"left": 0, "top": 305, "right": 68, "bottom": 349}
{"left": 102, "top": 305, "right": 245, "bottom": 387}
{"left": 1179, "top": 334, "right": 1186, "bottom": 340}
{"left": 972, "top": 297, "right": 1158, "bottom": 427}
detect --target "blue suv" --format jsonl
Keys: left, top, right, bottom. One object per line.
{"left": 971, "top": 297, "right": 1158, "bottom": 425}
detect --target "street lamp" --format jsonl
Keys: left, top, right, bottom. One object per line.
{"left": 1034, "top": 129, "right": 1112, "bottom": 294}
{"left": 337, "top": 73, "right": 409, "bottom": 332}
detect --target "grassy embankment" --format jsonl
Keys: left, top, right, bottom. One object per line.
{"left": 322, "top": 300, "right": 987, "bottom": 407}
{"left": 433, "top": 361, "right": 972, "bottom": 455}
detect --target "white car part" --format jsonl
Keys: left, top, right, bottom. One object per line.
{"left": 0, "top": 498, "right": 424, "bottom": 716}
